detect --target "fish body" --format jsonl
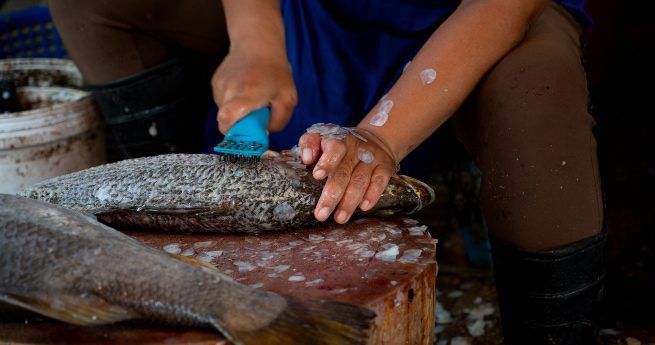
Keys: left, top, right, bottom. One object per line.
{"left": 20, "top": 152, "right": 434, "bottom": 232}
{"left": 0, "top": 194, "right": 373, "bottom": 344}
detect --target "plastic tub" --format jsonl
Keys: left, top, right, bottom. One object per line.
{"left": 0, "top": 58, "right": 82, "bottom": 88}
{"left": 0, "top": 86, "right": 105, "bottom": 193}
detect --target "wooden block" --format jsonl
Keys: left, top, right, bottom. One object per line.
{"left": 0, "top": 217, "right": 437, "bottom": 344}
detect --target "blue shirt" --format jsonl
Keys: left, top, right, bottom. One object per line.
{"left": 204, "top": 1, "right": 588, "bottom": 176}
{"left": 271, "top": 0, "right": 589, "bottom": 154}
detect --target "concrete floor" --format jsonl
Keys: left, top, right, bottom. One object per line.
{"left": 425, "top": 226, "right": 655, "bottom": 345}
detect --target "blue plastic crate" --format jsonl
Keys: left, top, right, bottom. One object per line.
{"left": 0, "top": 6, "right": 66, "bottom": 59}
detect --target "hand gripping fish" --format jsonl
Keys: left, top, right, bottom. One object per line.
{"left": 19, "top": 152, "right": 434, "bottom": 232}
{"left": 0, "top": 194, "right": 374, "bottom": 344}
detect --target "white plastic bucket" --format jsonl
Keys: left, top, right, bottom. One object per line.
{"left": 0, "top": 58, "right": 84, "bottom": 88}
{"left": 0, "top": 86, "right": 105, "bottom": 194}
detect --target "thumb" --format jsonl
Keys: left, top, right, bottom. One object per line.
{"left": 217, "top": 97, "right": 263, "bottom": 135}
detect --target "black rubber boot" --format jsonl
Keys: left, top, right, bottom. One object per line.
{"left": 490, "top": 231, "right": 606, "bottom": 345}
{"left": 87, "top": 58, "right": 210, "bottom": 161}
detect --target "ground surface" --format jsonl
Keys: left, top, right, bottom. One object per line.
{"left": 422, "top": 224, "right": 655, "bottom": 345}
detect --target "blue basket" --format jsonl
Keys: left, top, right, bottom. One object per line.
{"left": 0, "top": 6, "right": 66, "bottom": 59}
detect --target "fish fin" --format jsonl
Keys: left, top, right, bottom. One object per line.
{"left": 0, "top": 292, "right": 136, "bottom": 326}
{"left": 169, "top": 253, "right": 219, "bottom": 271}
{"left": 219, "top": 299, "right": 375, "bottom": 345}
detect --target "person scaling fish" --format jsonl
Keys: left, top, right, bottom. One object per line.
{"left": 48, "top": 0, "right": 605, "bottom": 344}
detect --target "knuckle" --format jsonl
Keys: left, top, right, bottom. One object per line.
{"left": 370, "top": 175, "right": 387, "bottom": 190}
{"left": 321, "top": 189, "right": 341, "bottom": 204}
{"left": 299, "top": 133, "right": 311, "bottom": 146}
{"left": 240, "top": 79, "right": 261, "bottom": 92}
{"left": 332, "top": 168, "right": 350, "bottom": 182}
{"left": 217, "top": 109, "right": 230, "bottom": 122}
{"left": 327, "top": 140, "right": 347, "bottom": 156}
{"left": 286, "top": 91, "right": 298, "bottom": 107}
{"left": 349, "top": 173, "right": 369, "bottom": 190}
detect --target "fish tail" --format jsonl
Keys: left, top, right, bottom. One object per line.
{"left": 223, "top": 299, "right": 375, "bottom": 345}
{"left": 397, "top": 175, "right": 436, "bottom": 212}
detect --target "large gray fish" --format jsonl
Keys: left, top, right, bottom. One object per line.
{"left": 0, "top": 194, "right": 374, "bottom": 344}
{"left": 19, "top": 152, "right": 434, "bottom": 233}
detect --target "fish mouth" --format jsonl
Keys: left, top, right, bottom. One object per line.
{"left": 397, "top": 175, "right": 436, "bottom": 213}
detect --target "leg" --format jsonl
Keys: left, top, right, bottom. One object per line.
{"left": 454, "top": 3, "right": 602, "bottom": 251}
{"left": 49, "top": 0, "right": 228, "bottom": 83}
{"left": 49, "top": 1, "right": 229, "bottom": 160}
{"left": 453, "top": 3, "right": 604, "bottom": 344}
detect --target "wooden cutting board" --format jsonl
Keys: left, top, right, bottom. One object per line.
{"left": 0, "top": 216, "right": 437, "bottom": 345}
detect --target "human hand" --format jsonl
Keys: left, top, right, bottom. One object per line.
{"left": 299, "top": 124, "right": 399, "bottom": 224}
{"left": 211, "top": 50, "right": 297, "bottom": 134}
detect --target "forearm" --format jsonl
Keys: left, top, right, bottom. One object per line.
{"left": 358, "top": 0, "right": 548, "bottom": 161}
{"left": 222, "top": 0, "right": 287, "bottom": 61}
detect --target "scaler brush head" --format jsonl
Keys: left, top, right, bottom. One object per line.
{"left": 214, "top": 107, "right": 270, "bottom": 162}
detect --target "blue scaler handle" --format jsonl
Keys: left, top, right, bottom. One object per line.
{"left": 224, "top": 107, "right": 270, "bottom": 146}
{"left": 214, "top": 107, "right": 270, "bottom": 157}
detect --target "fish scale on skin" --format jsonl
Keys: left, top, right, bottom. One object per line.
{"left": 0, "top": 194, "right": 375, "bottom": 344}
{"left": 19, "top": 152, "right": 435, "bottom": 233}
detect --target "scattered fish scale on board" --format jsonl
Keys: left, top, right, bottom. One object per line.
{"left": 0, "top": 194, "right": 375, "bottom": 345}
{"left": 19, "top": 151, "right": 435, "bottom": 233}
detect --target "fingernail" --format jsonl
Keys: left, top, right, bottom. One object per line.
{"left": 302, "top": 148, "right": 312, "bottom": 163}
{"left": 336, "top": 210, "right": 348, "bottom": 223}
{"left": 317, "top": 207, "right": 331, "bottom": 220}
{"left": 314, "top": 169, "right": 326, "bottom": 180}
{"left": 360, "top": 200, "right": 371, "bottom": 211}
